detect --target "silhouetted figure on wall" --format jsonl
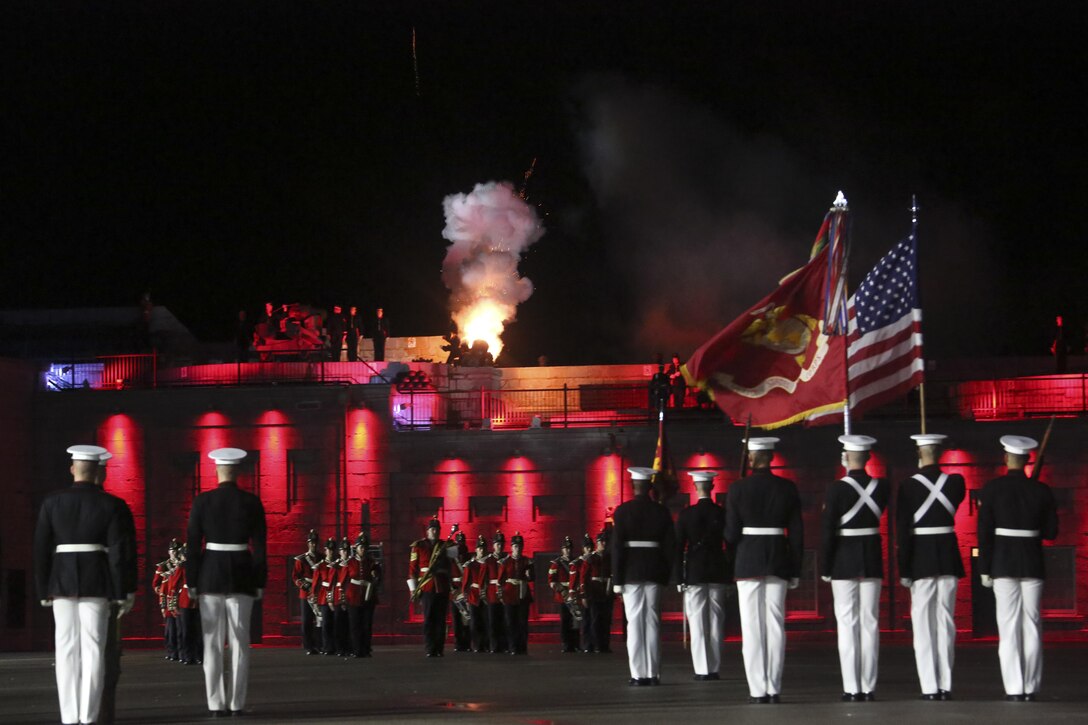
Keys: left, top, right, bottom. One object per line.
{"left": 235, "top": 310, "right": 253, "bottom": 363}
{"left": 442, "top": 329, "right": 461, "bottom": 365}
{"left": 371, "top": 307, "right": 389, "bottom": 362}
{"left": 667, "top": 353, "right": 686, "bottom": 408}
{"left": 346, "top": 306, "right": 362, "bottom": 362}
{"left": 648, "top": 361, "right": 670, "bottom": 417}
{"left": 327, "top": 306, "right": 346, "bottom": 362}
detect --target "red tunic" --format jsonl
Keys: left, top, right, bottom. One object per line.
{"left": 313, "top": 560, "right": 337, "bottom": 606}
{"left": 164, "top": 564, "right": 184, "bottom": 615}
{"left": 340, "top": 555, "right": 382, "bottom": 606}
{"left": 292, "top": 552, "right": 321, "bottom": 600}
{"left": 408, "top": 539, "right": 451, "bottom": 595}
{"left": 484, "top": 554, "right": 504, "bottom": 604}
{"left": 547, "top": 555, "right": 573, "bottom": 604}
{"left": 152, "top": 559, "right": 175, "bottom": 618}
{"left": 462, "top": 558, "right": 488, "bottom": 606}
{"left": 499, "top": 555, "right": 533, "bottom": 605}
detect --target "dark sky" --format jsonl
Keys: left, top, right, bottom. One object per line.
{"left": 2, "top": 2, "right": 1084, "bottom": 365}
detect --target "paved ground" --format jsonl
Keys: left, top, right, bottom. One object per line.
{"left": 2, "top": 638, "right": 1086, "bottom": 725}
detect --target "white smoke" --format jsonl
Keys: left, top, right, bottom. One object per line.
{"left": 441, "top": 181, "right": 545, "bottom": 358}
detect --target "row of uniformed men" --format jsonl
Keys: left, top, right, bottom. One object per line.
{"left": 151, "top": 540, "right": 203, "bottom": 665}
{"left": 615, "top": 432, "right": 1057, "bottom": 704}
{"left": 36, "top": 445, "right": 267, "bottom": 724}
{"left": 292, "top": 531, "right": 382, "bottom": 657}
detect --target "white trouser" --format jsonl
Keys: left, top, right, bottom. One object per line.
{"left": 621, "top": 583, "right": 662, "bottom": 679}
{"left": 736, "top": 577, "right": 787, "bottom": 698}
{"left": 684, "top": 584, "right": 726, "bottom": 675}
{"left": 910, "top": 576, "right": 958, "bottom": 694}
{"left": 52, "top": 597, "right": 109, "bottom": 725}
{"left": 993, "top": 577, "right": 1044, "bottom": 696}
{"left": 200, "top": 594, "right": 254, "bottom": 713}
{"left": 831, "top": 578, "right": 881, "bottom": 694}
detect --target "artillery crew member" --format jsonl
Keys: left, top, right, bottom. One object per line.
{"left": 549, "top": 536, "right": 580, "bottom": 653}
{"left": 186, "top": 447, "right": 267, "bottom": 717}
{"left": 820, "top": 434, "right": 888, "bottom": 702}
{"left": 612, "top": 467, "right": 675, "bottom": 686}
{"left": 35, "top": 444, "right": 137, "bottom": 725}
{"left": 463, "top": 535, "right": 491, "bottom": 652}
{"left": 677, "top": 470, "right": 729, "bottom": 682}
{"left": 484, "top": 531, "right": 508, "bottom": 653}
{"left": 978, "top": 435, "right": 1058, "bottom": 701}
{"left": 500, "top": 531, "right": 534, "bottom": 655}
{"left": 314, "top": 538, "right": 339, "bottom": 655}
{"left": 341, "top": 532, "right": 381, "bottom": 657}
{"left": 153, "top": 540, "right": 182, "bottom": 661}
{"left": 896, "top": 433, "right": 966, "bottom": 700}
{"left": 726, "top": 437, "right": 802, "bottom": 703}
{"left": 293, "top": 530, "right": 322, "bottom": 654}
{"left": 407, "top": 517, "right": 453, "bottom": 657}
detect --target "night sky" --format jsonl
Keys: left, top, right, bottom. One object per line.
{"left": 2, "top": 2, "right": 1084, "bottom": 366}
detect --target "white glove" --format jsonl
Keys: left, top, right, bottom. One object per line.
{"left": 40, "top": 599, "right": 52, "bottom": 608}
{"left": 820, "top": 576, "right": 831, "bottom": 583}
{"left": 612, "top": 585, "right": 622, "bottom": 594}
{"left": 117, "top": 592, "right": 136, "bottom": 617}
{"left": 677, "top": 584, "right": 685, "bottom": 593}
{"left": 900, "top": 578, "right": 913, "bottom": 589}
{"left": 981, "top": 575, "right": 993, "bottom": 589}
{"left": 788, "top": 578, "right": 800, "bottom": 590}
{"left": 406, "top": 578, "right": 417, "bottom": 593}
{"left": 255, "top": 588, "right": 264, "bottom": 601}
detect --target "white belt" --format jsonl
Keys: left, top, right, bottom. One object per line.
{"left": 995, "top": 527, "right": 1040, "bottom": 538}
{"left": 420, "top": 567, "right": 429, "bottom": 572}
{"left": 625, "top": 541, "right": 660, "bottom": 548}
{"left": 206, "top": 543, "right": 249, "bottom": 551}
{"left": 591, "top": 576, "right": 608, "bottom": 582}
{"left": 488, "top": 579, "right": 499, "bottom": 584}
{"left": 55, "top": 544, "right": 107, "bottom": 553}
{"left": 913, "top": 526, "right": 954, "bottom": 535}
{"left": 838, "top": 527, "right": 880, "bottom": 537}
{"left": 742, "top": 527, "right": 785, "bottom": 535}
{"left": 471, "top": 583, "right": 481, "bottom": 588}
{"left": 505, "top": 578, "right": 523, "bottom": 584}
{"left": 322, "top": 582, "right": 331, "bottom": 587}
{"left": 350, "top": 578, "right": 370, "bottom": 585}
{"left": 452, "top": 577, "right": 462, "bottom": 582}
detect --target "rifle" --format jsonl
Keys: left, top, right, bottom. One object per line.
{"left": 1031, "top": 415, "right": 1056, "bottom": 481}
{"left": 738, "top": 414, "right": 752, "bottom": 478}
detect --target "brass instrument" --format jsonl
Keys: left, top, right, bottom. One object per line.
{"left": 564, "top": 595, "right": 584, "bottom": 624}
{"left": 452, "top": 593, "right": 472, "bottom": 625}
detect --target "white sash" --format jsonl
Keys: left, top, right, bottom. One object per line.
{"left": 911, "top": 472, "right": 955, "bottom": 523}
{"left": 838, "top": 476, "right": 881, "bottom": 527}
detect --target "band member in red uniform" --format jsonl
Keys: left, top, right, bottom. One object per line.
{"left": 314, "top": 538, "right": 339, "bottom": 655}
{"left": 449, "top": 526, "right": 472, "bottom": 652}
{"left": 292, "top": 530, "right": 321, "bottom": 655}
{"left": 570, "top": 534, "right": 594, "bottom": 652}
{"left": 333, "top": 538, "right": 352, "bottom": 656}
{"left": 175, "top": 545, "right": 203, "bottom": 666}
{"left": 166, "top": 546, "right": 191, "bottom": 665}
{"left": 408, "top": 517, "right": 453, "bottom": 657}
{"left": 463, "top": 535, "right": 491, "bottom": 653}
{"left": 500, "top": 532, "right": 533, "bottom": 655}
{"left": 484, "top": 530, "right": 508, "bottom": 654}
{"left": 340, "top": 532, "right": 381, "bottom": 657}
{"left": 153, "top": 540, "right": 181, "bottom": 661}
{"left": 590, "top": 530, "right": 615, "bottom": 654}
{"left": 549, "top": 536, "right": 579, "bottom": 653}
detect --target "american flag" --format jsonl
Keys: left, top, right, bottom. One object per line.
{"left": 844, "top": 233, "right": 924, "bottom": 413}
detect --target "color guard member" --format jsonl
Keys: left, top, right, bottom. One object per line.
{"left": 407, "top": 517, "right": 453, "bottom": 657}
{"left": 186, "top": 447, "right": 267, "bottom": 717}
{"left": 978, "top": 435, "right": 1058, "bottom": 702}
{"left": 820, "top": 435, "right": 887, "bottom": 702}
{"left": 726, "top": 437, "right": 802, "bottom": 704}
{"left": 35, "top": 445, "right": 136, "bottom": 725}
{"left": 677, "top": 470, "right": 729, "bottom": 682}
{"left": 896, "top": 433, "right": 965, "bottom": 700}
{"left": 612, "top": 467, "right": 675, "bottom": 686}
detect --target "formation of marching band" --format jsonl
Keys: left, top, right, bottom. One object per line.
{"left": 37, "top": 429, "right": 1059, "bottom": 723}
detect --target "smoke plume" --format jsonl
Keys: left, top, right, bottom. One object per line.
{"left": 441, "top": 181, "right": 545, "bottom": 359}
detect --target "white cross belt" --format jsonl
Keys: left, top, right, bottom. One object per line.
{"left": 742, "top": 527, "right": 785, "bottom": 535}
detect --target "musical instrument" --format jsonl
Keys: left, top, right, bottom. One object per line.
{"left": 452, "top": 593, "right": 472, "bottom": 625}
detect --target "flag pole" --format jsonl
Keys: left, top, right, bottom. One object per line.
{"left": 912, "top": 195, "right": 927, "bottom": 435}
{"left": 830, "top": 192, "right": 852, "bottom": 435}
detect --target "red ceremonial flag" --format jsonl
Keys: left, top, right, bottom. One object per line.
{"left": 683, "top": 246, "right": 847, "bottom": 429}
{"left": 649, "top": 410, "right": 679, "bottom": 502}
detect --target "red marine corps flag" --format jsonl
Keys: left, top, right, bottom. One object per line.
{"left": 683, "top": 197, "right": 850, "bottom": 429}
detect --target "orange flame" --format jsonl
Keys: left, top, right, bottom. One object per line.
{"left": 455, "top": 299, "right": 510, "bottom": 358}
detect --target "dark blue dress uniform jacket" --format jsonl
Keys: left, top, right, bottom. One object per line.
{"left": 186, "top": 481, "right": 267, "bottom": 595}
{"left": 895, "top": 464, "right": 966, "bottom": 580}
{"left": 725, "top": 470, "right": 804, "bottom": 580}
{"left": 611, "top": 493, "right": 675, "bottom": 586}
{"left": 819, "top": 470, "right": 888, "bottom": 580}
{"left": 978, "top": 470, "right": 1058, "bottom": 579}
{"left": 676, "top": 498, "right": 730, "bottom": 585}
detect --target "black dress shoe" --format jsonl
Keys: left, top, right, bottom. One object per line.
{"left": 748, "top": 696, "right": 770, "bottom": 704}
{"left": 305, "top": 649, "right": 315, "bottom": 655}
{"left": 209, "top": 710, "right": 230, "bottom": 719}
{"left": 860, "top": 692, "right": 875, "bottom": 701}
{"left": 920, "top": 693, "right": 939, "bottom": 701}
{"left": 693, "top": 674, "right": 708, "bottom": 681}
{"left": 706, "top": 673, "right": 720, "bottom": 681}
{"left": 938, "top": 690, "right": 952, "bottom": 700}
{"left": 649, "top": 676, "right": 660, "bottom": 686}
{"left": 768, "top": 694, "right": 780, "bottom": 704}
{"left": 426, "top": 652, "right": 435, "bottom": 658}
{"left": 1005, "top": 694, "right": 1025, "bottom": 702}
{"left": 628, "top": 678, "right": 640, "bottom": 687}
{"left": 230, "top": 710, "right": 246, "bottom": 717}
{"left": 841, "top": 693, "right": 858, "bottom": 702}
{"left": 1023, "top": 694, "right": 1036, "bottom": 702}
